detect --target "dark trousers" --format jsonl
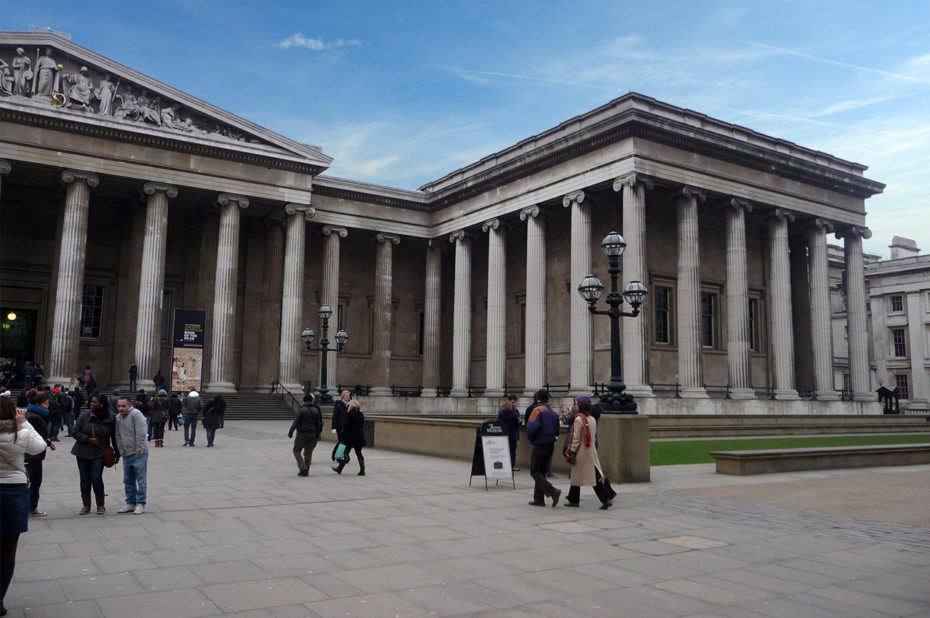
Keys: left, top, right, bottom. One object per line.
{"left": 24, "top": 459, "right": 42, "bottom": 512}
{"left": 530, "top": 443, "right": 558, "bottom": 504}
{"left": 1, "top": 533, "right": 20, "bottom": 612}
{"left": 335, "top": 446, "right": 364, "bottom": 472}
{"left": 152, "top": 422, "right": 165, "bottom": 441}
{"left": 508, "top": 439, "right": 517, "bottom": 469}
{"left": 567, "top": 468, "right": 612, "bottom": 505}
{"left": 168, "top": 414, "right": 179, "bottom": 430}
{"left": 293, "top": 432, "right": 318, "bottom": 473}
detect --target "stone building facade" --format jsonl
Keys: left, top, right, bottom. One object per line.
{"left": 0, "top": 32, "right": 886, "bottom": 414}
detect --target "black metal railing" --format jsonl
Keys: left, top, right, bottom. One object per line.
{"left": 390, "top": 385, "right": 423, "bottom": 397}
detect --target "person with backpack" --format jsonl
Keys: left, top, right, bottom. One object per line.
{"left": 525, "top": 388, "right": 562, "bottom": 508}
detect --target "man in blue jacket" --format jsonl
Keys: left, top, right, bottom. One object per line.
{"left": 525, "top": 388, "right": 562, "bottom": 507}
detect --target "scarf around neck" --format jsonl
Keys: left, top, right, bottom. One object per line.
{"left": 27, "top": 403, "right": 49, "bottom": 417}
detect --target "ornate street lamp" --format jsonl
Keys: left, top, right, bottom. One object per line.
{"left": 578, "top": 231, "right": 647, "bottom": 413}
{"left": 301, "top": 305, "right": 348, "bottom": 405}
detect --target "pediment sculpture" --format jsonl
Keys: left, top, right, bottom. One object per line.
{"left": 1, "top": 44, "right": 260, "bottom": 144}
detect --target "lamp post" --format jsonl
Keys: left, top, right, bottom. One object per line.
{"left": 301, "top": 305, "right": 348, "bottom": 405}
{"left": 578, "top": 231, "right": 647, "bottom": 413}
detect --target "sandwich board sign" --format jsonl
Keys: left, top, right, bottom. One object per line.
{"left": 469, "top": 419, "right": 514, "bottom": 490}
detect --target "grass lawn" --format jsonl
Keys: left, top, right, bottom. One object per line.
{"left": 650, "top": 434, "right": 930, "bottom": 466}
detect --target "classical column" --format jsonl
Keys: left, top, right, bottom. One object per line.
{"left": 371, "top": 233, "right": 400, "bottom": 396}
{"left": 522, "top": 206, "right": 546, "bottom": 395}
{"left": 838, "top": 226, "right": 874, "bottom": 401}
{"left": 133, "top": 182, "right": 177, "bottom": 391}
{"left": 47, "top": 170, "right": 99, "bottom": 386}
{"left": 907, "top": 292, "right": 929, "bottom": 404}
{"left": 615, "top": 174, "right": 655, "bottom": 397}
{"left": 790, "top": 233, "right": 814, "bottom": 394}
{"left": 0, "top": 160, "right": 10, "bottom": 205}
{"left": 321, "top": 225, "right": 347, "bottom": 394}
{"left": 206, "top": 193, "right": 249, "bottom": 393}
{"left": 724, "top": 198, "right": 755, "bottom": 399}
{"left": 561, "top": 191, "right": 592, "bottom": 394}
{"left": 676, "top": 187, "right": 707, "bottom": 398}
{"left": 768, "top": 209, "right": 799, "bottom": 400}
{"left": 421, "top": 241, "right": 442, "bottom": 397}
{"left": 807, "top": 219, "right": 838, "bottom": 400}
{"left": 450, "top": 231, "right": 472, "bottom": 397}
{"left": 483, "top": 218, "right": 507, "bottom": 397}
{"left": 278, "top": 203, "right": 314, "bottom": 392}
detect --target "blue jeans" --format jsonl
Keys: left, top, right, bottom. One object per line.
{"left": 76, "top": 456, "right": 105, "bottom": 496}
{"left": 183, "top": 417, "right": 197, "bottom": 445}
{"left": 129, "top": 377, "right": 137, "bottom": 391}
{"left": 122, "top": 453, "right": 148, "bottom": 505}
{"left": 146, "top": 417, "right": 153, "bottom": 440}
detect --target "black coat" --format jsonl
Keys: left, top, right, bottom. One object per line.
{"left": 342, "top": 408, "right": 366, "bottom": 448}
{"left": 202, "top": 398, "right": 225, "bottom": 429}
{"left": 289, "top": 404, "right": 323, "bottom": 437}
{"left": 71, "top": 409, "right": 118, "bottom": 461}
{"left": 331, "top": 399, "right": 348, "bottom": 434}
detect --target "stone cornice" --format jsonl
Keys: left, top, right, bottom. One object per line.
{"left": 313, "top": 176, "right": 430, "bottom": 212}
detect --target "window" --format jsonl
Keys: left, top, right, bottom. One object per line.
{"left": 895, "top": 374, "right": 910, "bottom": 399}
{"left": 654, "top": 286, "right": 672, "bottom": 344}
{"left": 701, "top": 292, "right": 717, "bottom": 348}
{"left": 892, "top": 328, "right": 907, "bottom": 357}
{"left": 891, "top": 295, "right": 903, "bottom": 312}
{"left": 80, "top": 285, "right": 104, "bottom": 338}
{"left": 749, "top": 297, "right": 760, "bottom": 352}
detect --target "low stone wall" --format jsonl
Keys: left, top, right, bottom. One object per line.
{"left": 711, "top": 444, "right": 930, "bottom": 475}
{"left": 321, "top": 413, "right": 651, "bottom": 483}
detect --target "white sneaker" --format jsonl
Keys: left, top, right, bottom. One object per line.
{"left": 117, "top": 503, "right": 135, "bottom": 513}
{"left": 134, "top": 503, "right": 145, "bottom": 515}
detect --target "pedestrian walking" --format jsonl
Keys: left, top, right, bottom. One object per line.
{"left": 202, "top": 394, "right": 225, "bottom": 447}
{"left": 182, "top": 390, "right": 201, "bottom": 446}
{"left": 564, "top": 397, "right": 612, "bottom": 509}
{"left": 0, "top": 395, "right": 47, "bottom": 616}
{"left": 497, "top": 396, "right": 521, "bottom": 471}
{"left": 331, "top": 390, "right": 350, "bottom": 461}
{"left": 525, "top": 388, "right": 562, "bottom": 507}
{"left": 114, "top": 397, "right": 148, "bottom": 514}
{"left": 332, "top": 400, "right": 366, "bottom": 476}
{"left": 167, "top": 392, "right": 181, "bottom": 430}
{"left": 71, "top": 394, "right": 119, "bottom": 515}
{"left": 148, "top": 390, "right": 169, "bottom": 447}
{"left": 288, "top": 394, "right": 322, "bottom": 476}
{"left": 128, "top": 361, "right": 137, "bottom": 391}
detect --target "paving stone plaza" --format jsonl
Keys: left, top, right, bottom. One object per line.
{"left": 5, "top": 422, "right": 930, "bottom": 617}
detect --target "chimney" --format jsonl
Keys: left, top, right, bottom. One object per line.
{"left": 889, "top": 236, "right": 920, "bottom": 259}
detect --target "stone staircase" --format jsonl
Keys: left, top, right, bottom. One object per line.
{"left": 213, "top": 392, "right": 296, "bottom": 421}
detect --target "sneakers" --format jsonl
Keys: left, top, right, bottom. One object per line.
{"left": 117, "top": 503, "right": 136, "bottom": 513}
{"left": 29, "top": 510, "right": 47, "bottom": 517}
{"left": 551, "top": 489, "right": 562, "bottom": 508}
{"left": 134, "top": 504, "right": 145, "bottom": 515}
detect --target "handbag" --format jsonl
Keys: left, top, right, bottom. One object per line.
{"left": 333, "top": 442, "right": 348, "bottom": 461}
{"left": 567, "top": 450, "right": 577, "bottom": 466}
{"left": 92, "top": 418, "right": 117, "bottom": 468}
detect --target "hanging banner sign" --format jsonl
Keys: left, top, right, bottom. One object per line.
{"left": 171, "top": 309, "right": 205, "bottom": 393}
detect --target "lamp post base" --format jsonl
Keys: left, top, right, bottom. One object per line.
{"left": 597, "top": 385, "right": 639, "bottom": 414}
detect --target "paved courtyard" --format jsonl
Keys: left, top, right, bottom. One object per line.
{"left": 5, "top": 420, "right": 930, "bottom": 617}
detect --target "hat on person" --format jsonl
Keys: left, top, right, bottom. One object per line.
{"left": 189, "top": 390, "right": 199, "bottom": 398}
{"left": 158, "top": 389, "right": 167, "bottom": 395}
{"left": 575, "top": 395, "right": 592, "bottom": 404}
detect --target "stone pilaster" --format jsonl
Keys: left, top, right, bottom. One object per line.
{"left": 321, "top": 226, "right": 347, "bottom": 393}
{"left": 371, "top": 233, "right": 400, "bottom": 396}
{"left": 725, "top": 198, "right": 755, "bottom": 399}
{"left": 47, "top": 170, "right": 99, "bottom": 386}
{"left": 790, "top": 233, "right": 814, "bottom": 394}
{"left": 615, "top": 174, "right": 655, "bottom": 397}
{"left": 278, "top": 203, "right": 314, "bottom": 393}
{"left": 483, "top": 218, "right": 507, "bottom": 397}
{"left": 522, "top": 206, "right": 546, "bottom": 395}
{"left": 838, "top": 226, "right": 874, "bottom": 401}
{"left": 676, "top": 187, "right": 707, "bottom": 398}
{"left": 133, "top": 182, "right": 177, "bottom": 391}
{"left": 257, "top": 223, "right": 284, "bottom": 389}
{"left": 561, "top": 191, "right": 592, "bottom": 394}
{"left": 768, "top": 209, "right": 799, "bottom": 400}
{"left": 807, "top": 219, "right": 838, "bottom": 399}
{"left": 421, "top": 241, "right": 442, "bottom": 397}
{"left": 450, "top": 231, "right": 472, "bottom": 397}
{"left": 206, "top": 193, "right": 249, "bottom": 393}
{"left": 907, "top": 292, "right": 929, "bottom": 404}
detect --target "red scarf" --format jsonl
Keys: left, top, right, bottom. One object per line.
{"left": 577, "top": 412, "right": 592, "bottom": 448}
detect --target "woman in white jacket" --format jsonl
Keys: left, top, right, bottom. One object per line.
{"left": 0, "top": 394, "right": 47, "bottom": 616}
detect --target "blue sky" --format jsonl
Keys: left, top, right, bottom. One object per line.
{"left": 2, "top": 0, "right": 928, "bottom": 256}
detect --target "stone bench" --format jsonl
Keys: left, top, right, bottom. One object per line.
{"left": 710, "top": 444, "right": 930, "bottom": 475}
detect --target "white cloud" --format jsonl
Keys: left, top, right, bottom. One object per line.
{"left": 275, "top": 33, "right": 361, "bottom": 50}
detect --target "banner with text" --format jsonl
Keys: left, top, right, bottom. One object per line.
{"left": 171, "top": 309, "right": 205, "bottom": 393}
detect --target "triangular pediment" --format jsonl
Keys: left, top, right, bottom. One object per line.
{"left": 0, "top": 32, "right": 331, "bottom": 171}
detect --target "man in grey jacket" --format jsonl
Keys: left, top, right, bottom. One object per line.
{"left": 115, "top": 397, "right": 149, "bottom": 514}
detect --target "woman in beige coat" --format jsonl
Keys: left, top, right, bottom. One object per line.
{"left": 564, "top": 398, "right": 613, "bottom": 509}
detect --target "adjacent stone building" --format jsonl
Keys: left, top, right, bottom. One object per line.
{"left": 0, "top": 32, "right": 887, "bottom": 414}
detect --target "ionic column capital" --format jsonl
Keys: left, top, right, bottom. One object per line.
{"left": 481, "top": 218, "right": 501, "bottom": 232}
{"left": 321, "top": 225, "right": 348, "bottom": 238}
{"left": 60, "top": 169, "right": 99, "bottom": 188}
{"left": 284, "top": 202, "right": 313, "bottom": 217}
{"left": 142, "top": 182, "right": 178, "bottom": 199}
{"left": 612, "top": 172, "right": 654, "bottom": 192}
{"left": 835, "top": 225, "right": 872, "bottom": 241}
{"left": 727, "top": 197, "right": 753, "bottom": 213}
{"left": 561, "top": 190, "right": 585, "bottom": 208}
{"left": 449, "top": 229, "right": 469, "bottom": 244}
{"left": 217, "top": 193, "right": 250, "bottom": 209}
{"left": 519, "top": 205, "right": 541, "bottom": 221}
{"left": 376, "top": 233, "right": 400, "bottom": 245}
{"left": 680, "top": 185, "right": 706, "bottom": 202}
{"left": 768, "top": 207, "right": 795, "bottom": 224}
{"left": 0, "top": 159, "right": 11, "bottom": 175}
{"left": 809, "top": 218, "right": 834, "bottom": 234}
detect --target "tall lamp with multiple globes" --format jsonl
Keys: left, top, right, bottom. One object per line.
{"left": 301, "top": 304, "right": 348, "bottom": 405}
{"left": 577, "top": 231, "right": 648, "bottom": 413}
